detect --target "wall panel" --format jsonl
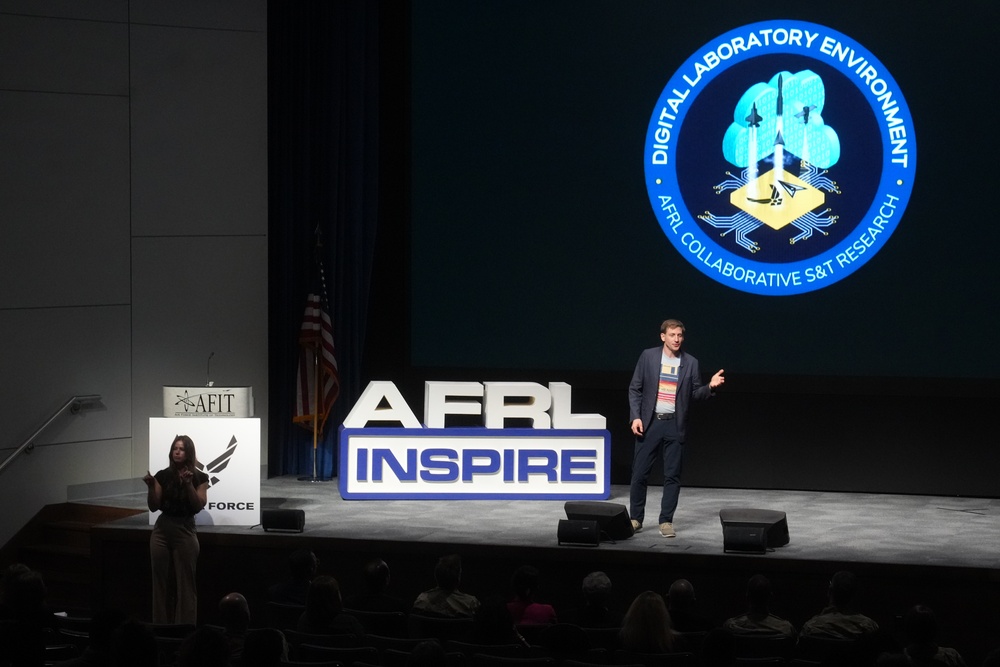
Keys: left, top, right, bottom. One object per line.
{"left": 0, "top": 92, "right": 129, "bottom": 309}
{"left": 130, "top": 24, "right": 266, "bottom": 237}
{"left": 0, "top": 14, "right": 127, "bottom": 94}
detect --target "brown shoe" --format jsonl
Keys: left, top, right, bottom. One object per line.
{"left": 631, "top": 519, "right": 642, "bottom": 533}
{"left": 659, "top": 522, "right": 675, "bottom": 538}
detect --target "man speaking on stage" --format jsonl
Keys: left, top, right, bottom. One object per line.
{"left": 628, "top": 319, "right": 725, "bottom": 538}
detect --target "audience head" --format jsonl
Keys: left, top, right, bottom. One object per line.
{"left": 288, "top": 549, "right": 319, "bottom": 582}
{"left": 828, "top": 570, "right": 858, "bottom": 608}
{"left": 746, "top": 574, "right": 773, "bottom": 612}
{"left": 701, "top": 627, "right": 736, "bottom": 667}
{"left": 89, "top": 608, "right": 129, "bottom": 655}
{"left": 241, "top": 628, "right": 288, "bottom": 667}
{"left": 903, "top": 604, "right": 938, "bottom": 647}
{"left": 537, "top": 621, "right": 588, "bottom": 654}
{"left": 177, "top": 625, "right": 229, "bottom": 667}
{"left": 110, "top": 618, "right": 157, "bottom": 667}
{"left": 362, "top": 558, "right": 391, "bottom": 593}
{"left": 875, "top": 652, "right": 910, "bottom": 667}
{"left": 473, "top": 596, "right": 518, "bottom": 644}
{"left": 1, "top": 566, "right": 46, "bottom": 615}
{"left": 582, "top": 571, "right": 612, "bottom": 607}
{"left": 510, "top": 565, "right": 541, "bottom": 602}
{"left": 0, "top": 563, "right": 31, "bottom": 600}
{"left": 408, "top": 639, "right": 447, "bottom": 667}
{"left": 433, "top": 554, "right": 463, "bottom": 591}
{"left": 219, "top": 591, "right": 251, "bottom": 633}
{"left": 667, "top": 578, "right": 696, "bottom": 612}
{"left": 305, "top": 575, "right": 344, "bottom": 623}
{"left": 620, "top": 590, "right": 674, "bottom": 654}
{"left": 982, "top": 648, "right": 1000, "bottom": 667}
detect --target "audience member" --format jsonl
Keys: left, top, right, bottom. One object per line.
{"left": 55, "top": 607, "right": 128, "bottom": 667}
{"left": 800, "top": 571, "right": 880, "bottom": 640}
{"left": 266, "top": 549, "right": 317, "bottom": 605}
{"left": 902, "top": 604, "right": 966, "bottom": 667}
{"left": 666, "top": 578, "right": 716, "bottom": 633}
{"left": 407, "top": 639, "right": 447, "bottom": 667}
{"left": 297, "top": 575, "right": 366, "bottom": 636}
{"left": 218, "top": 592, "right": 251, "bottom": 663}
{"left": 473, "top": 596, "right": 528, "bottom": 646}
{"left": 110, "top": 618, "right": 158, "bottom": 667}
{"left": 239, "top": 628, "right": 288, "bottom": 667}
{"left": 507, "top": 565, "right": 557, "bottom": 625}
{"left": 982, "top": 647, "right": 1000, "bottom": 667}
{"left": 701, "top": 627, "right": 737, "bottom": 667}
{"left": 875, "top": 652, "right": 911, "bottom": 667}
{"left": 343, "top": 557, "right": 408, "bottom": 613}
{"left": 412, "top": 554, "right": 480, "bottom": 618}
{"left": 0, "top": 563, "right": 32, "bottom": 609}
{"left": 0, "top": 565, "right": 57, "bottom": 667}
{"left": 564, "top": 571, "right": 621, "bottom": 628}
{"left": 177, "top": 625, "right": 229, "bottom": 667}
{"left": 722, "top": 574, "right": 795, "bottom": 637}
{"left": 619, "top": 590, "right": 677, "bottom": 654}
{"left": 536, "top": 622, "right": 591, "bottom": 657}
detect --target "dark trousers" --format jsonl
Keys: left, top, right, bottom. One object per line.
{"left": 629, "top": 415, "right": 683, "bottom": 525}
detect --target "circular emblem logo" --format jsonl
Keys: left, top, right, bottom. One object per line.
{"left": 644, "top": 20, "right": 915, "bottom": 295}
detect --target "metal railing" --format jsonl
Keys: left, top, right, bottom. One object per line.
{"left": 0, "top": 394, "right": 103, "bottom": 476}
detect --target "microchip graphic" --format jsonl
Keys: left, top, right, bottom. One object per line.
{"left": 644, "top": 20, "right": 915, "bottom": 295}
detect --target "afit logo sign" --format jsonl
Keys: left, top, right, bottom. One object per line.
{"left": 645, "top": 20, "right": 915, "bottom": 295}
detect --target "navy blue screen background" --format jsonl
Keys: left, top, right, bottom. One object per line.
{"left": 408, "top": 2, "right": 998, "bottom": 380}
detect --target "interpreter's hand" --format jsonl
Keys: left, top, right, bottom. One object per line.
{"left": 631, "top": 418, "right": 644, "bottom": 436}
{"left": 710, "top": 369, "right": 726, "bottom": 389}
{"left": 142, "top": 471, "right": 155, "bottom": 487}
{"left": 179, "top": 468, "right": 194, "bottom": 485}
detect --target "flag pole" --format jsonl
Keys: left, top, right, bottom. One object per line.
{"left": 299, "top": 339, "right": 330, "bottom": 483}
{"left": 297, "top": 226, "right": 335, "bottom": 483}
{"left": 311, "top": 340, "right": 320, "bottom": 479}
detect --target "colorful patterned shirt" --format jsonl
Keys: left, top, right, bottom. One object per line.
{"left": 655, "top": 353, "right": 680, "bottom": 414}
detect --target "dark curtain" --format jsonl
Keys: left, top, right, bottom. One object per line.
{"left": 267, "top": 1, "right": 380, "bottom": 477}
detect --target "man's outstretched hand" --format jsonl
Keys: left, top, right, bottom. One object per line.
{"left": 710, "top": 369, "right": 725, "bottom": 389}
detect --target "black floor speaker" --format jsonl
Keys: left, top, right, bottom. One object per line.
{"left": 262, "top": 508, "right": 305, "bottom": 533}
{"left": 564, "top": 501, "right": 634, "bottom": 541}
{"left": 557, "top": 519, "right": 600, "bottom": 546}
{"left": 719, "top": 508, "right": 789, "bottom": 553}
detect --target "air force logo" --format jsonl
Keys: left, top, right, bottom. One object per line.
{"left": 644, "top": 20, "right": 915, "bottom": 295}
{"left": 196, "top": 435, "right": 239, "bottom": 487}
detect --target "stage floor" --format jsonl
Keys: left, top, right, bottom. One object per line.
{"left": 87, "top": 476, "right": 1000, "bottom": 572}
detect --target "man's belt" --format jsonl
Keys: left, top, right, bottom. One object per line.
{"left": 654, "top": 412, "right": 676, "bottom": 420}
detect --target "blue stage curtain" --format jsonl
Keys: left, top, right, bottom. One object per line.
{"left": 268, "top": 0, "right": 380, "bottom": 478}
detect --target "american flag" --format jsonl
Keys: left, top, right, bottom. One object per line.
{"left": 293, "top": 292, "right": 340, "bottom": 433}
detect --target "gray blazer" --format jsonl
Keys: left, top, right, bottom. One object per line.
{"left": 628, "top": 347, "right": 713, "bottom": 442}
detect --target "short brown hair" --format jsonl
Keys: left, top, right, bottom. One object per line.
{"left": 660, "top": 319, "right": 685, "bottom": 334}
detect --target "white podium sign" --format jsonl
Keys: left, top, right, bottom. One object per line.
{"left": 162, "top": 386, "right": 254, "bottom": 417}
{"left": 148, "top": 417, "right": 261, "bottom": 526}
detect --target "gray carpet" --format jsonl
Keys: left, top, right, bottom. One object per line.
{"left": 86, "top": 476, "right": 1000, "bottom": 571}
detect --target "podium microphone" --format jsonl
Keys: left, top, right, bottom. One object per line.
{"left": 206, "top": 352, "right": 215, "bottom": 387}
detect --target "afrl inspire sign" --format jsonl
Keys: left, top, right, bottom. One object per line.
{"left": 339, "top": 381, "right": 610, "bottom": 500}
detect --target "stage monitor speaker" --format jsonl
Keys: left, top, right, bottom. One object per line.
{"left": 262, "top": 508, "right": 305, "bottom": 533}
{"left": 564, "top": 501, "right": 634, "bottom": 541}
{"left": 719, "top": 508, "right": 789, "bottom": 553}
{"left": 557, "top": 519, "right": 600, "bottom": 547}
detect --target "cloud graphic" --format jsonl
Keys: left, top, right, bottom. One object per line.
{"left": 722, "top": 70, "right": 841, "bottom": 169}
